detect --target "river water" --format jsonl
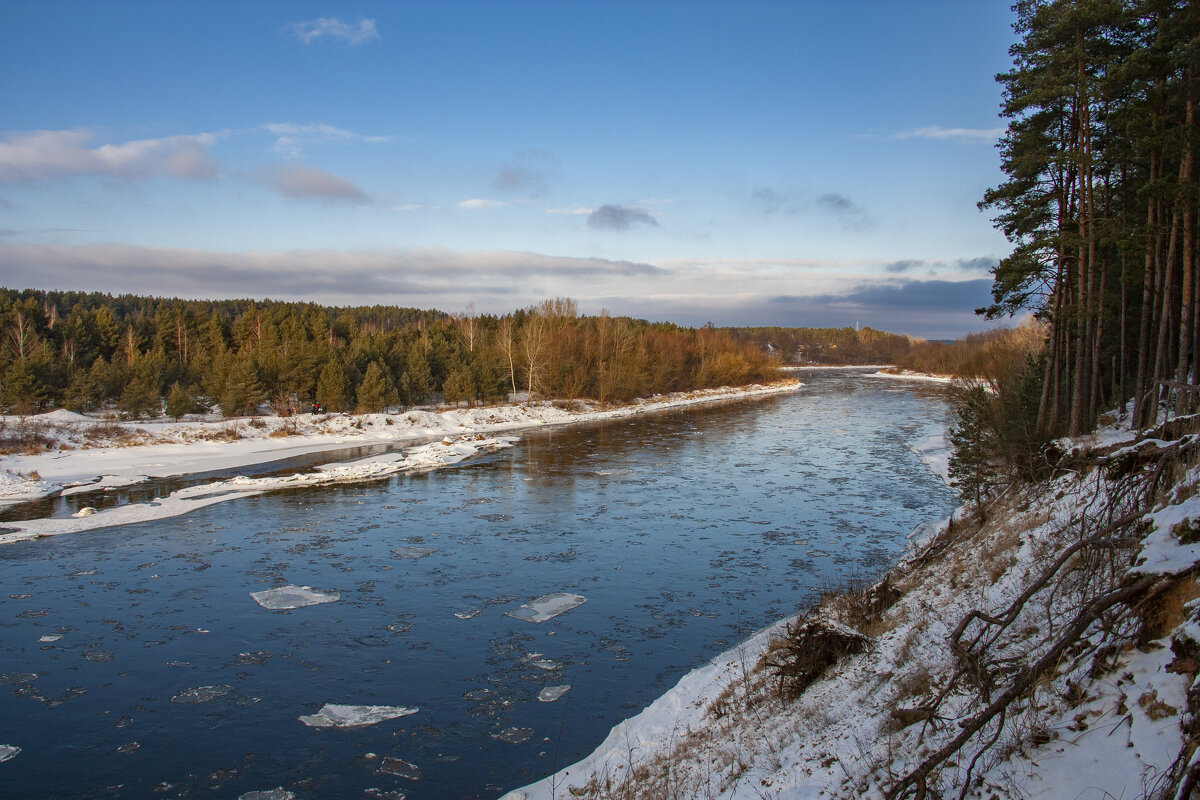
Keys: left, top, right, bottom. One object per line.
{"left": 0, "top": 369, "right": 955, "bottom": 799}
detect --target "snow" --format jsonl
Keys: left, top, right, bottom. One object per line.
{"left": 910, "top": 434, "right": 950, "bottom": 485}
{"left": 505, "top": 592, "right": 587, "bottom": 623}
{"left": 0, "top": 381, "right": 800, "bottom": 544}
{"left": 298, "top": 703, "right": 418, "bottom": 728}
{"left": 866, "top": 369, "right": 954, "bottom": 383}
{"left": 249, "top": 585, "right": 340, "bottom": 610}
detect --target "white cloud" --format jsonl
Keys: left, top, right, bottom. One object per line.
{"left": 546, "top": 206, "right": 594, "bottom": 216}
{"left": 458, "top": 198, "right": 506, "bottom": 209}
{"left": 260, "top": 122, "right": 392, "bottom": 158}
{"left": 0, "top": 129, "right": 220, "bottom": 184}
{"left": 257, "top": 164, "right": 367, "bottom": 202}
{"left": 285, "top": 18, "right": 380, "bottom": 46}
{"left": 894, "top": 126, "right": 1004, "bottom": 142}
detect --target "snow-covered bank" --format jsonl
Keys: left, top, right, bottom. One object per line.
{"left": 0, "top": 380, "right": 799, "bottom": 543}
{"left": 504, "top": 417, "right": 1200, "bottom": 800}
{"left": 866, "top": 368, "right": 955, "bottom": 383}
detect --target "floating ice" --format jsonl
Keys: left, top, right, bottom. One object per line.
{"left": 82, "top": 649, "right": 115, "bottom": 662}
{"left": 391, "top": 546, "right": 436, "bottom": 559}
{"left": 506, "top": 592, "right": 586, "bottom": 623}
{"left": 0, "top": 673, "right": 37, "bottom": 685}
{"left": 250, "top": 585, "right": 340, "bottom": 610}
{"left": 238, "top": 790, "right": 295, "bottom": 800}
{"left": 38, "top": 634, "right": 62, "bottom": 643}
{"left": 73, "top": 507, "right": 97, "bottom": 518}
{"left": 537, "top": 685, "right": 571, "bottom": 703}
{"left": 0, "top": 744, "right": 19, "bottom": 763}
{"left": 491, "top": 727, "right": 534, "bottom": 744}
{"left": 116, "top": 742, "right": 139, "bottom": 754}
{"left": 454, "top": 609, "right": 480, "bottom": 620}
{"left": 298, "top": 703, "right": 418, "bottom": 728}
{"left": 378, "top": 757, "right": 422, "bottom": 780}
{"left": 171, "top": 685, "right": 231, "bottom": 704}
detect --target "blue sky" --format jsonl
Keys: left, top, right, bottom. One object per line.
{"left": 1, "top": 1, "right": 1018, "bottom": 338}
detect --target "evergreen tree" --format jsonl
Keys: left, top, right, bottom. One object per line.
{"left": 221, "top": 357, "right": 265, "bottom": 416}
{"left": 316, "top": 360, "right": 349, "bottom": 412}
{"left": 355, "top": 361, "right": 399, "bottom": 413}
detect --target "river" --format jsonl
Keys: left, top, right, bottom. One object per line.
{"left": 0, "top": 369, "right": 955, "bottom": 799}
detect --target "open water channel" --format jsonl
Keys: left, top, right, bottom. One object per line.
{"left": 0, "top": 369, "right": 956, "bottom": 799}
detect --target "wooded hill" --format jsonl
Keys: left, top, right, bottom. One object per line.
{"left": 0, "top": 290, "right": 780, "bottom": 417}
{"left": 981, "top": 0, "right": 1200, "bottom": 435}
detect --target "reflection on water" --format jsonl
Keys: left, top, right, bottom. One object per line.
{"left": 0, "top": 370, "right": 954, "bottom": 799}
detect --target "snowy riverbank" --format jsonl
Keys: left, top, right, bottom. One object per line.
{"left": 503, "top": 415, "right": 1200, "bottom": 800}
{"left": 0, "top": 380, "right": 800, "bottom": 544}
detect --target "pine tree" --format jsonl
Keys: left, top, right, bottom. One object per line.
{"left": 355, "top": 361, "right": 399, "bottom": 413}
{"left": 316, "top": 360, "right": 349, "bottom": 412}
{"left": 221, "top": 357, "right": 265, "bottom": 417}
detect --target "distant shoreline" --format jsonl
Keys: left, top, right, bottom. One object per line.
{"left": 0, "top": 380, "right": 801, "bottom": 543}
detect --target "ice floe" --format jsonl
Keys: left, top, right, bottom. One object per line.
{"left": 378, "top": 757, "right": 421, "bottom": 780}
{"left": 537, "top": 685, "right": 571, "bottom": 703}
{"left": 171, "top": 685, "right": 232, "bottom": 704}
{"left": 238, "top": 790, "right": 295, "bottom": 800}
{"left": 505, "top": 592, "right": 586, "bottom": 623}
{"left": 298, "top": 703, "right": 418, "bottom": 728}
{"left": 491, "top": 727, "right": 534, "bottom": 744}
{"left": 0, "top": 744, "right": 19, "bottom": 763}
{"left": 250, "top": 585, "right": 340, "bottom": 610}
{"left": 391, "top": 545, "right": 436, "bottom": 559}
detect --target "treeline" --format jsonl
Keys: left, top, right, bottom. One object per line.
{"left": 722, "top": 326, "right": 920, "bottom": 365}
{"left": 0, "top": 290, "right": 778, "bottom": 418}
{"left": 981, "top": 0, "right": 1200, "bottom": 435}
{"left": 894, "top": 324, "right": 1046, "bottom": 378}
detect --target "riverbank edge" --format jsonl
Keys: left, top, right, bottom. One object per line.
{"left": 502, "top": 416, "right": 1200, "bottom": 799}
{"left": 0, "top": 379, "right": 802, "bottom": 524}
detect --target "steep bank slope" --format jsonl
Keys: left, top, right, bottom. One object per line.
{"left": 507, "top": 417, "right": 1200, "bottom": 799}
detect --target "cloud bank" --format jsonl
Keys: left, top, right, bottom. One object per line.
{"left": 0, "top": 130, "right": 219, "bottom": 184}
{"left": 0, "top": 243, "right": 1000, "bottom": 338}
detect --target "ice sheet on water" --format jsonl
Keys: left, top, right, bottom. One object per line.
{"left": 454, "top": 609, "right": 480, "bottom": 620}
{"left": 298, "top": 703, "right": 418, "bottom": 728}
{"left": 171, "top": 685, "right": 231, "bottom": 704}
{"left": 38, "top": 634, "right": 62, "bottom": 643}
{"left": 537, "top": 685, "right": 570, "bottom": 703}
{"left": 391, "top": 546, "right": 436, "bottom": 559}
{"left": 238, "top": 790, "right": 295, "bottom": 800}
{"left": 0, "top": 744, "right": 19, "bottom": 762}
{"left": 491, "top": 727, "right": 534, "bottom": 744}
{"left": 378, "top": 757, "right": 422, "bottom": 780}
{"left": 250, "top": 585, "right": 340, "bottom": 610}
{"left": 505, "top": 592, "right": 586, "bottom": 623}
{"left": 0, "top": 673, "right": 37, "bottom": 685}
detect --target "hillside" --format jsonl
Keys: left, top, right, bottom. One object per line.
{"left": 506, "top": 414, "right": 1200, "bottom": 799}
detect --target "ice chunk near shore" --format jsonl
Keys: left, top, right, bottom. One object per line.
{"left": 910, "top": 434, "right": 951, "bottom": 486}
{"left": 506, "top": 592, "right": 587, "bottom": 623}
{"left": 298, "top": 703, "right": 418, "bottom": 728}
{"left": 0, "top": 744, "right": 19, "bottom": 763}
{"left": 250, "top": 585, "right": 340, "bottom": 610}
